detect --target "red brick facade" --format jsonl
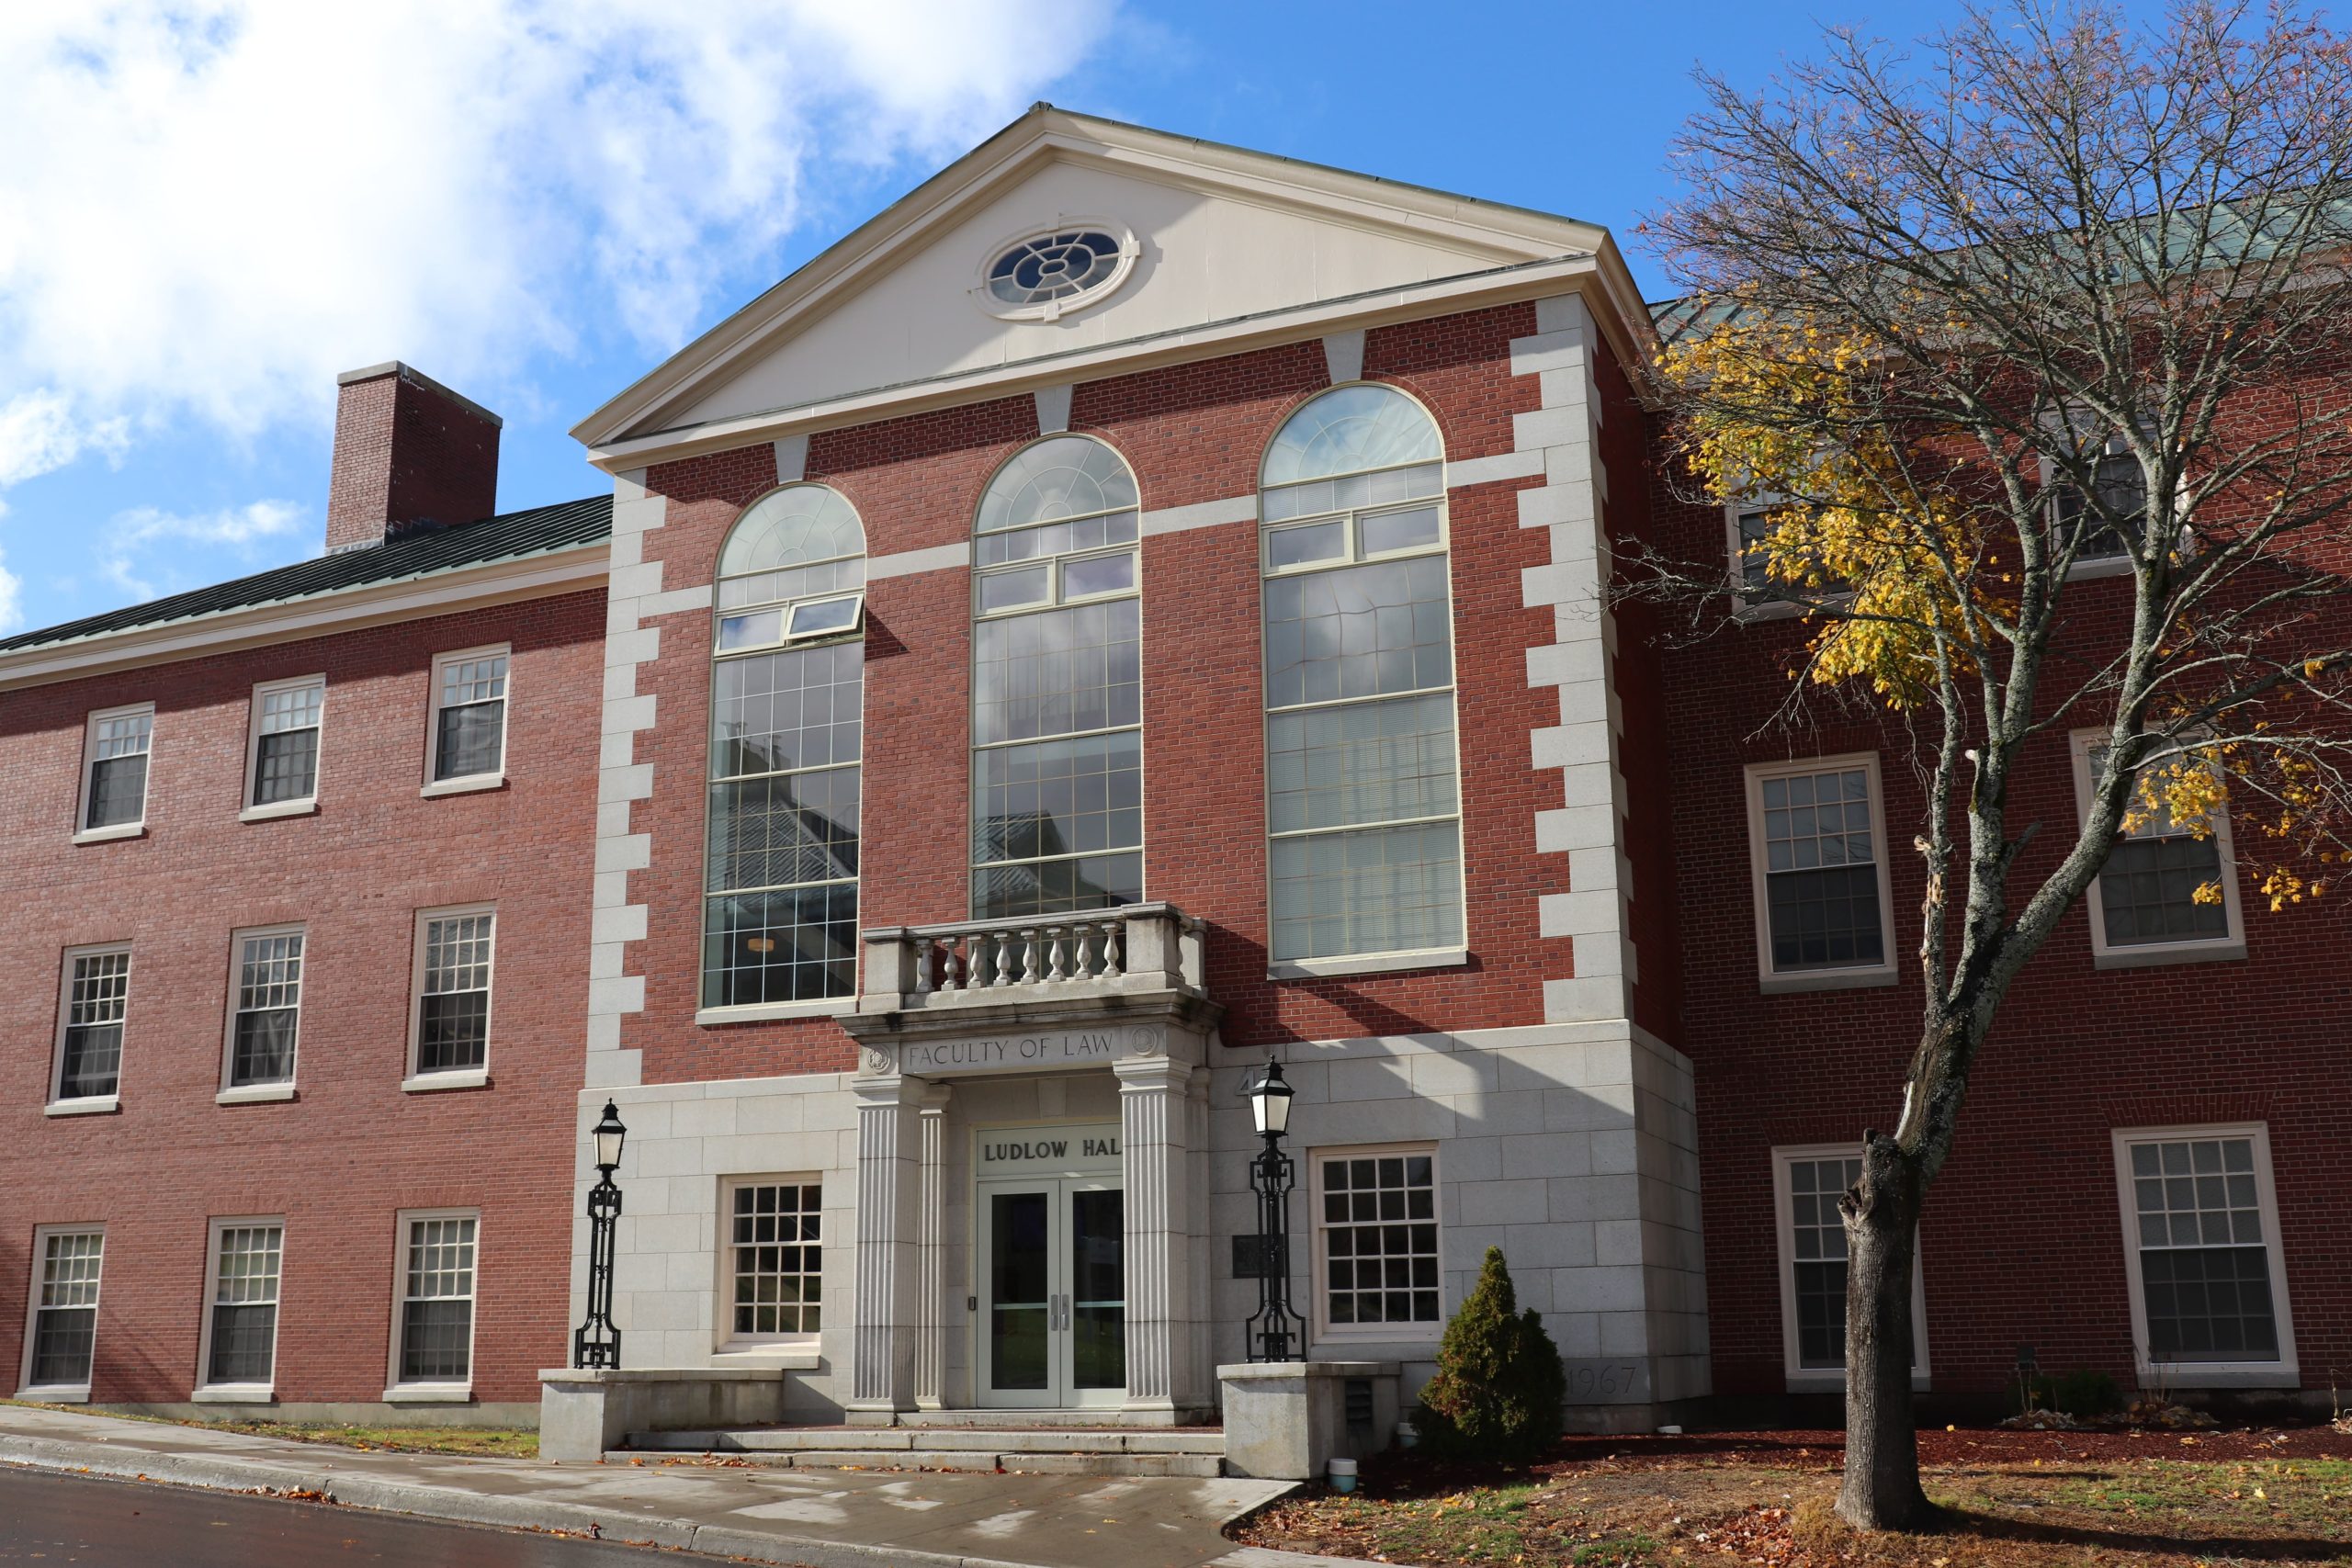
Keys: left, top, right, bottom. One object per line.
{"left": 0, "top": 590, "right": 603, "bottom": 1410}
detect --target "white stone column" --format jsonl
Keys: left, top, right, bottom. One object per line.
{"left": 914, "top": 1081, "right": 952, "bottom": 1410}
{"left": 1117, "top": 1055, "right": 1194, "bottom": 1411}
{"left": 848, "top": 1076, "right": 922, "bottom": 1419}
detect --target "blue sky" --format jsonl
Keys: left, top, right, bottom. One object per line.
{"left": 0, "top": 0, "right": 1975, "bottom": 635}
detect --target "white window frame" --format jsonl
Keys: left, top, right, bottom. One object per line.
{"left": 74, "top": 702, "right": 154, "bottom": 844}
{"left": 1743, "top": 753, "right": 1899, "bottom": 994}
{"left": 2036, "top": 408, "right": 2182, "bottom": 582}
{"left": 194, "top": 1216, "right": 284, "bottom": 1400}
{"left": 219, "top": 924, "right": 305, "bottom": 1103}
{"left": 404, "top": 905, "right": 494, "bottom": 1092}
{"left": 49, "top": 943, "right": 130, "bottom": 1115}
{"left": 1306, "top": 1142, "right": 1445, "bottom": 1348}
{"left": 715, "top": 1175, "right": 828, "bottom": 1354}
{"left": 2110, "top": 1122, "right": 2299, "bottom": 1390}
{"left": 421, "top": 645, "right": 511, "bottom": 797}
{"left": 239, "top": 674, "right": 325, "bottom": 821}
{"left": 17, "top": 1224, "right": 105, "bottom": 1402}
{"left": 1770, "top": 1145, "right": 1930, "bottom": 1392}
{"left": 384, "top": 1208, "right": 480, "bottom": 1401}
{"left": 1724, "top": 495, "right": 1804, "bottom": 621}
{"left": 2069, "top": 728, "right": 2246, "bottom": 969}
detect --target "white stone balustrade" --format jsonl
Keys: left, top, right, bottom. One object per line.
{"left": 859, "top": 903, "right": 1206, "bottom": 1011}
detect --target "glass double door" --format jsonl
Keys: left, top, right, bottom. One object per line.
{"left": 979, "top": 1179, "right": 1125, "bottom": 1408}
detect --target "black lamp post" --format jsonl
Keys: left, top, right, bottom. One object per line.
{"left": 1242, "top": 1059, "right": 1306, "bottom": 1361}
{"left": 572, "top": 1100, "right": 627, "bottom": 1370}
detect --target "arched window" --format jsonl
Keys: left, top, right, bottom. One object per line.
{"left": 705, "top": 485, "right": 867, "bottom": 1008}
{"left": 970, "top": 435, "right": 1144, "bottom": 918}
{"left": 1259, "top": 385, "right": 1463, "bottom": 964}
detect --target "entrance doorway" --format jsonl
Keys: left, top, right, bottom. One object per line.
{"left": 974, "top": 1122, "right": 1125, "bottom": 1409}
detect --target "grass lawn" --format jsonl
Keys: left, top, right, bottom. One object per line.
{"left": 1235, "top": 1426, "right": 2352, "bottom": 1566}
{"left": 0, "top": 1399, "right": 536, "bottom": 1459}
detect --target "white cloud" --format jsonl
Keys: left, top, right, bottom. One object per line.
{"left": 0, "top": 1, "right": 1112, "bottom": 449}
{"left": 101, "top": 500, "right": 307, "bottom": 600}
{"left": 0, "top": 547, "right": 21, "bottom": 634}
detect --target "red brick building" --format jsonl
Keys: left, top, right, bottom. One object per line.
{"left": 6, "top": 109, "right": 2343, "bottom": 1431}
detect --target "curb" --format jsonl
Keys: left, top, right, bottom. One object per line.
{"left": 0, "top": 1434, "right": 1045, "bottom": 1568}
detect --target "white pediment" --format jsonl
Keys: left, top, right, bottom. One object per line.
{"left": 579, "top": 108, "right": 1618, "bottom": 452}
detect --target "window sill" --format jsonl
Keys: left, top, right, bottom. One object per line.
{"left": 382, "top": 1384, "right": 473, "bottom": 1404}
{"left": 2093, "top": 938, "right": 2245, "bottom": 970}
{"left": 192, "top": 1385, "right": 275, "bottom": 1404}
{"left": 218, "top": 1083, "right": 298, "bottom": 1105}
{"left": 2138, "top": 1362, "right": 2300, "bottom": 1391}
{"left": 1309, "top": 1336, "right": 1441, "bottom": 1359}
{"left": 401, "top": 1069, "right": 490, "bottom": 1094}
{"left": 16, "top": 1384, "right": 89, "bottom": 1404}
{"left": 696, "top": 998, "right": 859, "bottom": 1026}
{"left": 1787, "top": 1370, "right": 1932, "bottom": 1393}
{"left": 71, "top": 823, "right": 144, "bottom": 846}
{"left": 45, "top": 1095, "right": 119, "bottom": 1118}
{"left": 2066, "top": 555, "right": 2136, "bottom": 581}
{"left": 239, "top": 798, "right": 317, "bottom": 823}
{"left": 420, "top": 774, "right": 505, "bottom": 799}
{"left": 711, "top": 1345, "right": 824, "bottom": 1371}
{"left": 1269, "top": 947, "right": 1467, "bottom": 981}
{"left": 1759, "top": 965, "right": 1898, "bottom": 996}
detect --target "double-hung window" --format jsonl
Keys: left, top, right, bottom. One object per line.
{"left": 970, "top": 436, "right": 1144, "bottom": 918}
{"left": 1744, "top": 755, "right": 1897, "bottom": 991}
{"left": 224, "top": 928, "right": 304, "bottom": 1092}
{"left": 723, "top": 1179, "right": 825, "bottom": 1346}
{"left": 410, "top": 908, "right": 493, "bottom": 1084}
{"left": 2072, "top": 731, "right": 2244, "bottom": 966}
{"left": 1311, "top": 1145, "right": 1442, "bottom": 1339}
{"left": 21, "top": 1228, "right": 104, "bottom": 1396}
{"left": 1771, "top": 1145, "right": 1929, "bottom": 1390}
{"left": 53, "top": 947, "right": 130, "bottom": 1107}
{"left": 426, "top": 648, "right": 509, "bottom": 789}
{"left": 243, "top": 677, "right": 323, "bottom": 815}
{"left": 199, "top": 1221, "right": 283, "bottom": 1393}
{"left": 704, "top": 485, "right": 866, "bottom": 1012}
{"left": 2111, "top": 1125, "right": 2297, "bottom": 1387}
{"left": 1260, "top": 385, "right": 1464, "bottom": 971}
{"left": 77, "top": 705, "right": 153, "bottom": 838}
{"left": 2041, "top": 411, "right": 2146, "bottom": 571}
{"left": 391, "top": 1213, "right": 477, "bottom": 1393}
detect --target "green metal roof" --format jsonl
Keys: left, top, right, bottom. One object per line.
{"left": 0, "top": 494, "right": 612, "bottom": 655}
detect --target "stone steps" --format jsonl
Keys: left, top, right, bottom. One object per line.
{"left": 620, "top": 1426, "right": 1227, "bottom": 1478}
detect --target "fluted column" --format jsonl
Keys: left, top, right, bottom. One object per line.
{"left": 848, "top": 1076, "right": 923, "bottom": 1420}
{"left": 914, "top": 1081, "right": 953, "bottom": 1410}
{"left": 1116, "top": 1054, "right": 1194, "bottom": 1410}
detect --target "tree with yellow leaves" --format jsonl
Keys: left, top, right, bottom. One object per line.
{"left": 1640, "top": 0, "right": 2352, "bottom": 1532}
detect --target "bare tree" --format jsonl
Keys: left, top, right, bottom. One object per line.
{"left": 1637, "top": 0, "right": 2352, "bottom": 1530}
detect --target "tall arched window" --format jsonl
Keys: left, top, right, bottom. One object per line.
{"left": 970, "top": 435, "right": 1144, "bottom": 918}
{"left": 1259, "top": 384, "right": 1463, "bottom": 964}
{"left": 705, "top": 485, "right": 867, "bottom": 1008}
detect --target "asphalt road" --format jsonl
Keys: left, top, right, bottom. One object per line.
{"left": 0, "top": 1468, "right": 702, "bottom": 1565}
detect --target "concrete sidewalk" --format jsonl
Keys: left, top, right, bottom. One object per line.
{"left": 0, "top": 1404, "right": 1361, "bottom": 1568}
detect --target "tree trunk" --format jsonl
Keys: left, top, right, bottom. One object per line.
{"left": 1835, "top": 1136, "right": 1935, "bottom": 1530}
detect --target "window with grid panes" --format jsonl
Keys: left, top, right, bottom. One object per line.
{"left": 205, "top": 1224, "right": 281, "bottom": 1385}
{"left": 970, "top": 436, "right": 1145, "bottom": 919}
{"left": 1756, "top": 764, "right": 1887, "bottom": 974}
{"left": 415, "top": 913, "right": 492, "bottom": 1073}
{"left": 2126, "top": 1135, "right": 2281, "bottom": 1363}
{"left": 706, "top": 486, "right": 865, "bottom": 1007}
{"left": 728, "top": 1182, "right": 824, "bottom": 1340}
{"left": 1260, "top": 386, "right": 1463, "bottom": 963}
{"left": 398, "top": 1216, "right": 476, "bottom": 1382}
{"left": 84, "top": 708, "right": 153, "bottom": 829}
{"left": 1317, "top": 1150, "right": 1441, "bottom": 1330}
{"left": 229, "top": 931, "right": 302, "bottom": 1087}
{"left": 431, "top": 652, "right": 508, "bottom": 782}
{"left": 251, "top": 681, "right": 322, "bottom": 805}
{"left": 2048, "top": 425, "right": 2144, "bottom": 562}
{"left": 1785, "top": 1155, "right": 1860, "bottom": 1369}
{"left": 59, "top": 949, "right": 130, "bottom": 1100}
{"left": 28, "top": 1231, "right": 103, "bottom": 1387}
{"left": 2084, "top": 740, "right": 2233, "bottom": 950}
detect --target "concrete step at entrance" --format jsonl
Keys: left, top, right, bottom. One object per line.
{"left": 620, "top": 1425, "right": 1226, "bottom": 1478}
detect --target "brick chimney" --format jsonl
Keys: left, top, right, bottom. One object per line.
{"left": 325, "top": 363, "right": 503, "bottom": 553}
